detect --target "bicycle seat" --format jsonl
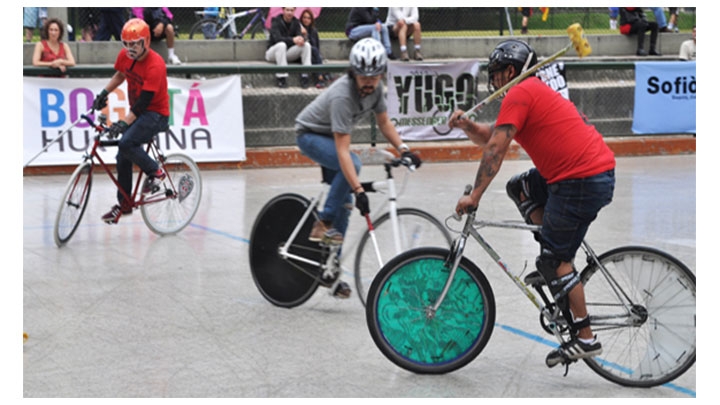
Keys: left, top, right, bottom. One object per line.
{"left": 524, "top": 271, "right": 546, "bottom": 286}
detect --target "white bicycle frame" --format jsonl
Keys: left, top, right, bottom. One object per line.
{"left": 194, "top": 8, "right": 263, "bottom": 37}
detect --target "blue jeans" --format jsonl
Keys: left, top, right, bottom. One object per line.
{"left": 296, "top": 132, "right": 361, "bottom": 236}
{"left": 522, "top": 168, "right": 615, "bottom": 262}
{"left": 115, "top": 112, "right": 169, "bottom": 203}
{"left": 348, "top": 24, "right": 392, "bottom": 55}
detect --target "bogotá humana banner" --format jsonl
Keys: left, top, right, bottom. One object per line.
{"left": 23, "top": 75, "right": 246, "bottom": 167}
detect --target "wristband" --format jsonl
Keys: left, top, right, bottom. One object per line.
{"left": 100, "top": 89, "right": 109, "bottom": 97}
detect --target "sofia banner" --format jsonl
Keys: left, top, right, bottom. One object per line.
{"left": 23, "top": 76, "right": 246, "bottom": 166}
{"left": 386, "top": 60, "right": 480, "bottom": 141}
{"left": 633, "top": 61, "right": 696, "bottom": 134}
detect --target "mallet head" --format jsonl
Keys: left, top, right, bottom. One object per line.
{"left": 567, "top": 23, "right": 592, "bottom": 57}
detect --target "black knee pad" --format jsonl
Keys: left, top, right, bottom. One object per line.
{"left": 506, "top": 171, "right": 543, "bottom": 224}
{"left": 537, "top": 249, "right": 585, "bottom": 332}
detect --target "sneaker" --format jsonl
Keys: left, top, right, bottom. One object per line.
{"left": 168, "top": 54, "right": 183, "bottom": 65}
{"left": 309, "top": 220, "right": 331, "bottom": 242}
{"left": 413, "top": 50, "right": 423, "bottom": 61}
{"left": 101, "top": 202, "right": 132, "bottom": 224}
{"left": 276, "top": 77, "right": 287, "bottom": 88}
{"left": 322, "top": 228, "right": 344, "bottom": 245}
{"left": 332, "top": 281, "right": 352, "bottom": 299}
{"left": 400, "top": 51, "right": 410, "bottom": 61}
{"left": 315, "top": 79, "right": 326, "bottom": 89}
{"left": 546, "top": 335, "right": 602, "bottom": 368}
{"left": 142, "top": 169, "right": 166, "bottom": 194}
{"left": 300, "top": 74, "right": 310, "bottom": 89}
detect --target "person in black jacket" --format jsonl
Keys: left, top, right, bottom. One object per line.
{"left": 265, "top": 7, "right": 312, "bottom": 88}
{"left": 345, "top": 8, "right": 394, "bottom": 59}
{"left": 619, "top": 7, "right": 661, "bottom": 56}
{"left": 300, "top": 8, "right": 331, "bottom": 88}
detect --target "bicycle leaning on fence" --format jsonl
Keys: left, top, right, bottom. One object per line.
{"left": 249, "top": 148, "right": 453, "bottom": 308}
{"left": 188, "top": 7, "right": 267, "bottom": 40}
{"left": 365, "top": 185, "right": 696, "bottom": 388}
{"left": 53, "top": 110, "right": 203, "bottom": 247}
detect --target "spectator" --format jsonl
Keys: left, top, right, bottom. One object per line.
{"left": 649, "top": 7, "right": 672, "bottom": 33}
{"left": 619, "top": 7, "right": 661, "bottom": 56}
{"left": 678, "top": 25, "right": 696, "bottom": 61}
{"left": 23, "top": 7, "right": 47, "bottom": 42}
{"left": 266, "top": 7, "right": 312, "bottom": 89}
{"left": 346, "top": 8, "right": 395, "bottom": 59}
{"left": 519, "top": 7, "right": 532, "bottom": 34}
{"left": 79, "top": 8, "right": 100, "bottom": 42}
{"left": 609, "top": 7, "right": 619, "bottom": 30}
{"left": 94, "top": 8, "right": 128, "bottom": 41}
{"left": 668, "top": 7, "right": 680, "bottom": 32}
{"left": 32, "top": 17, "right": 76, "bottom": 77}
{"left": 132, "top": 8, "right": 183, "bottom": 65}
{"left": 300, "top": 8, "right": 331, "bottom": 88}
{"left": 386, "top": 7, "right": 423, "bottom": 61}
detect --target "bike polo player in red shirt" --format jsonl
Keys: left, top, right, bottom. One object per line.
{"left": 92, "top": 18, "right": 170, "bottom": 224}
{"left": 448, "top": 39, "right": 616, "bottom": 368}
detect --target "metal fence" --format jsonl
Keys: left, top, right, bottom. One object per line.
{"left": 64, "top": 7, "right": 696, "bottom": 42}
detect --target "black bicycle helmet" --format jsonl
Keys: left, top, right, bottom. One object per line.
{"left": 487, "top": 39, "right": 537, "bottom": 91}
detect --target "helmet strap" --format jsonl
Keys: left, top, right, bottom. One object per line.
{"left": 520, "top": 51, "right": 535, "bottom": 75}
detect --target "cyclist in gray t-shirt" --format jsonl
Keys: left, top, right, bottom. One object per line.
{"left": 295, "top": 38, "right": 421, "bottom": 298}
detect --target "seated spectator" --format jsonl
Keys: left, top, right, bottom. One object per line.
{"left": 299, "top": 8, "right": 332, "bottom": 88}
{"left": 32, "top": 17, "right": 76, "bottom": 77}
{"left": 266, "top": 7, "right": 312, "bottom": 89}
{"left": 386, "top": 7, "right": 423, "bottom": 61}
{"left": 93, "top": 7, "right": 127, "bottom": 41}
{"left": 133, "top": 8, "right": 182, "bottom": 65}
{"left": 619, "top": 7, "right": 661, "bottom": 56}
{"left": 345, "top": 8, "right": 395, "bottom": 59}
{"left": 678, "top": 25, "right": 696, "bottom": 60}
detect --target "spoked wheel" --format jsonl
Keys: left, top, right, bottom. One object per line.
{"left": 249, "top": 193, "right": 325, "bottom": 308}
{"left": 53, "top": 162, "right": 93, "bottom": 247}
{"left": 366, "top": 247, "right": 495, "bottom": 374}
{"left": 188, "top": 18, "right": 225, "bottom": 39}
{"left": 580, "top": 246, "right": 696, "bottom": 387}
{"left": 354, "top": 208, "right": 453, "bottom": 307}
{"left": 141, "top": 153, "right": 202, "bottom": 235}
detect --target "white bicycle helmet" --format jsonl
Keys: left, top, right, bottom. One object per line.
{"left": 349, "top": 38, "right": 388, "bottom": 76}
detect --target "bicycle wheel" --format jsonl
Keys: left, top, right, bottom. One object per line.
{"left": 141, "top": 153, "right": 202, "bottom": 235}
{"left": 354, "top": 208, "right": 453, "bottom": 306}
{"left": 366, "top": 247, "right": 495, "bottom": 374}
{"left": 580, "top": 246, "right": 696, "bottom": 387}
{"left": 188, "top": 18, "right": 223, "bottom": 39}
{"left": 53, "top": 162, "right": 93, "bottom": 247}
{"left": 249, "top": 193, "right": 324, "bottom": 308}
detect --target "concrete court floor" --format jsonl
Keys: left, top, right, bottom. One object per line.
{"left": 19, "top": 154, "right": 700, "bottom": 398}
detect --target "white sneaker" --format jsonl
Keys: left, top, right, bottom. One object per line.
{"left": 168, "top": 54, "right": 183, "bottom": 65}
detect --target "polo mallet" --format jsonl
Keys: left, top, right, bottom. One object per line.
{"left": 461, "top": 23, "right": 591, "bottom": 119}
{"left": 24, "top": 108, "right": 94, "bottom": 168}
{"left": 364, "top": 213, "right": 384, "bottom": 269}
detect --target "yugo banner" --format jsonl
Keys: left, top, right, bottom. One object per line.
{"left": 632, "top": 61, "right": 696, "bottom": 134}
{"left": 386, "top": 60, "right": 480, "bottom": 141}
{"left": 23, "top": 76, "right": 246, "bottom": 166}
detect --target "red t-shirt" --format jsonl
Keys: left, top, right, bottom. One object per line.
{"left": 495, "top": 77, "right": 615, "bottom": 184}
{"left": 113, "top": 48, "right": 169, "bottom": 117}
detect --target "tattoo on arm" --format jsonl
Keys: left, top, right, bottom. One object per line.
{"left": 475, "top": 125, "right": 511, "bottom": 188}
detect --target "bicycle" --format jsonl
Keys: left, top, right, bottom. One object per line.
{"left": 188, "top": 7, "right": 267, "bottom": 40}
{"left": 365, "top": 185, "right": 696, "bottom": 388}
{"left": 248, "top": 148, "right": 453, "bottom": 308}
{"left": 53, "top": 111, "right": 203, "bottom": 248}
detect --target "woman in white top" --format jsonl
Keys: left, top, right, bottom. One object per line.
{"left": 386, "top": 7, "right": 423, "bottom": 61}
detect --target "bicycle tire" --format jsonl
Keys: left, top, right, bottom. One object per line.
{"left": 580, "top": 246, "right": 696, "bottom": 387}
{"left": 141, "top": 153, "right": 202, "bottom": 235}
{"left": 366, "top": 247, "right": 496, "bottom": 374}
{"left": 53, "top": 162, "right": 93, "bottom": 247}
{"left": 249, "top": 193, "right": 323, "bottom": 308}
{"left": 354, "top": 208, "right": 453, "bottom": 307}
{"left": 188, "top": 18, "right": 224, "bottom": 40}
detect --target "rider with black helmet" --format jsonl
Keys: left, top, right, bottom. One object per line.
{"left": 448, "top": 39, "right": 616, "bottom": 369}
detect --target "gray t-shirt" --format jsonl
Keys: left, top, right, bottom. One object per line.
{"left": 295, "top": 74, "right": 387, "bottom": 137}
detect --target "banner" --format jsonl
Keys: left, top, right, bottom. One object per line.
{"left": 386, "top": 60, "right": 480, "bottom": 141}
{"left": 633, "top": 61, "right": 696, "bottom": 134}
{"left": 535, "top": 61, "right": 569, "bottom": 100}
{"left": 23, "top": 76, "right": 246, "bottom": 166}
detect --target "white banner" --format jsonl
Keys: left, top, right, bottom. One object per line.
{"left": 23, "top": 76, "right": 246, "bottom": 166}
{"left": 386, "top": 60, "right": 480, "bottom": 141}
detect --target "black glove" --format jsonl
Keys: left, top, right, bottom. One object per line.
{"left": 355, "top": 191, "right": 370, "bottom": 216}
{"left": 93, "top": 89, "right": 109, "bottom": 111}
{"left": 107, "top": 120, "right": 128, "bottom": 139}
{"left": 401, "top": 150, "right": 422, "bottom": 169}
